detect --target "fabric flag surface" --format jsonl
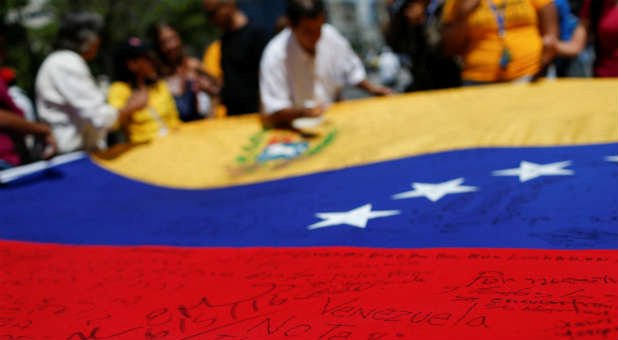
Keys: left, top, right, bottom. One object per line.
{"left": 0, "top": 79, "right": 616, "bottom": 339}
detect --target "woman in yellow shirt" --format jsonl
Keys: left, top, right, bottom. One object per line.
{"left": 108, "top": 38, "right": 181, "bottom": 144}
{"left": 442, "top": 0, "right": 559, "bottom": 84}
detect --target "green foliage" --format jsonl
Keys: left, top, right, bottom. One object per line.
{"left": 0, "top": 0, "right": 30, "bottom": 15}
{"left": 1, "top": 0, "right": 218, "bottom": 96}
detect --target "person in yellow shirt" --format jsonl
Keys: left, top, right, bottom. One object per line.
{"left": 442, "top": 0, "right": 559, "bottom": 84}
{"left": 202, "top": 40, "right": 223, "bottom": 81}
{"left": 108, "top": 38, "right": 181, "bottom": 144}
{"left": 202, "top": 40, "right": 227, "bottom": 118}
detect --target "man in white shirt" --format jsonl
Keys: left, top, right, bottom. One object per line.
{"left": 36, "top": 12, "right": 147, "bottom": 153}
{"left": 259, "top": 0, "right": 393, "bottom": 127}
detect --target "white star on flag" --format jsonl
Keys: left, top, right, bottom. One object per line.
{"left": 307, "top": 204, "right": 400, "bottom": 230}
{"left": 606, "top": 155, "right": 618, "bottom": 163}
{"left": 492, "top": 160, "right": 573, "bottom": 182}
{"left": 391, "top": 178, "right": 479, "bottom": 202}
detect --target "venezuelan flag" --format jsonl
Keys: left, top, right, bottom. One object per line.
{"left": 1, "top": 79, "right": 616, "bottom": 339}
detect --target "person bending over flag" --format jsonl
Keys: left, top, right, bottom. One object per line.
{"left": 259, "top": 0, "right": 393, "bottom": 128}
{"left": 36, "top": 12, "right": 152, "bottom": 153}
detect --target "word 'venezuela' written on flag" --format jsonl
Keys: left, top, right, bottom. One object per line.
{"left": 0, "top": 80, "right": 617, "bottom": 339}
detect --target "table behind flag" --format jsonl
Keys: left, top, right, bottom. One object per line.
{"left": 0, "top": 79, "right": 616, "bottom": 339}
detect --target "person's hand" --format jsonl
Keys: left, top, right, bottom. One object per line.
{"left": 371, "top": 84, "right": 395, "bottom": 96}
{"left": 118, "top": 87, "right": 149, "bottom": 126}
{"left": 302, "top": 105, "right": 325, "bottom": 118}
{"left": 357, "top": 80, "right": 395, "bottom": 97}
{"left": 195, "top": 74, "right": 221, "bottom": 96}
{"left": 34, "top": 124, "right": 57, "bottom": 160}
{"left": 41, "top": 132, "right": 58, "bottom": 160}
{"left": 125, "top": 87, "right": 149, "bottom": 113}
{"left": 541, "top": 34, "right": 558, "bottom": 66}
{"left": 184, "top": 57, "right": 221, "bottom": 96}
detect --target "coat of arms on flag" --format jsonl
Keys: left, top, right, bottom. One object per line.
{"left": 230, "top": 126, "right": 338, "bottom": 175}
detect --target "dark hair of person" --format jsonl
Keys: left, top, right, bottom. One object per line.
{"left": 147, "top": 22, "right": 170, "bottom": 58}
{"left": 113, "top": 39, "right": 156, "bottom": 89}
{"left": 146, "top": 22, "right": 181, "bottom": 75}
{"left": 54, "top": 12, "right": 103, "bottom": 54}
{"left": 113, "top": 51, "right": 136, "bottom": 88}
{"left": 286, "top": 0, "right": 325, "bottom": 26}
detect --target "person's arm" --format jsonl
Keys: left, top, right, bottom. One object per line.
{"left": 185, "top": 57, "right": 221, "bottom": 96}
{"left": 265, "top": 106, "right": 324, "bottom": 126}
{"left": 47, "top": 53, "right": 119, "bottom": 130}
{"left": 108, "top": 84, "right": 149, "bottom": 128}
{"left": 537, "top": 1, "right": 559, "bottom": 67}
{"left": 116, "top": 88, "right": 149, "bottom": 127}
{"left": 259, "top": 48, "right": 318, "bottom": 126}
{"left": 0, "top": 110, "right": 57, "bottom": 158}
{"left": 577, "top": 0, "right": 592, "bottom": 31}
{"left": 442, "top": 0, "right": 481, "bottom": 56}
{"left": 556, "top": 23, "right": 587, "bottom": 57}
{"left": 332, "top": 26, "right": 394, "bottom": 97}
{"left": 576, "top": 0, "right": 592, "bottom": 49}
{"left": 0, "top": 110, "right": 50, "bottom": 135}
{"left": 356, "top": 79, "right": 394, "bottom": 96}
{"left": 186, "top": 56, "right": 222, "bottom": 118}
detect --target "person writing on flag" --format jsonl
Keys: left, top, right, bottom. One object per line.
{"left": 259, "top": 0, "right": 393, "bottom": 128}
{"left": 441, "top": 0, "right": 559, "bottom": 84}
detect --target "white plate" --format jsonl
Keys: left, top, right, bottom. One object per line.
{"left": 292, "top": 116, "right": 324, "bottom": 129}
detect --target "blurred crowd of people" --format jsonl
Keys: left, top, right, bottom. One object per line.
{"left": 385, "top": 0, "right": 617, "bottom": 89}
{"left": 0, "top": 0, "right": 616, "bottom": 170}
